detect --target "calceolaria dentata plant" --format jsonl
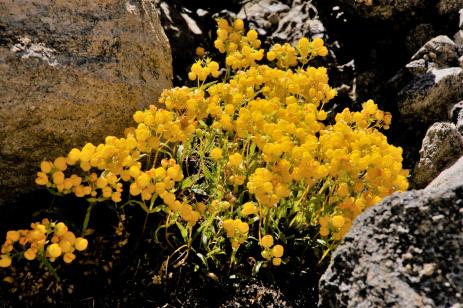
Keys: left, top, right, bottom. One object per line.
{"left": 3, "top": 18, "right": 408, "bottom": 279}
{"left": 0, "top": 219, "right": 88, "bottom": 280}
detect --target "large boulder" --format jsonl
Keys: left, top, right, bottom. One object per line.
{"left": 449, "top": 100, "right": 463, "bottom": 134}
{"left": 409, "top": 35, "right": 460, "bottom": 69}
{"left": 318, "top": 183, "right": 463, "bottom": 307}
{"left": 336, "top": 0, "right": 426, "bottom": 21}
{"left": 338, "top": 0, "right": 460, "bottom": 21}
{"left": 397, "top": 36, "right": 463, "bottom": 124}
{"left": 397, "top": 67, "right": 463, "bottom": 123}
{"left": 427, "top": 155, "right": 463, "bottom": 191}
{"left": 0, "top": 0, "right": 172, "bottom": 205}
{"left": 413, "top": 122, "right": 463, "bottom": 188}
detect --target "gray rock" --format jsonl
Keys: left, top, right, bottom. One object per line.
{"left": 460, "top": 9, "right": 463, "bottom": 29}
{"left": 413, "top": 122, "right": 463, "bottom": 188}
{"left": 319, "top": 185, "right": 463, "bottom": 307}
{"left": 0, "top": 0, "right": 172, "bottom": 205}
{"left": 455, "top": 30, "right": 463, "bottom": 46}
{"left": 405, "top": 59, "right": 428, "bottom": 76}
{"left": 437, "top": 0, "right": 463, "bottom": 15}
{"left": 410, "top": 35, "right": 459, "bottom": 69}
{"left": 237, "top": 0, "right": 290, "bottom": 36}
{"left": 449, "top": 101, "right": 463, "bottom": 134}
{"left": 238, "top": 0, "right": 325, "bottom": 44}
{"left": 450, "top": 101, "right": 463, "bottom": 121}
{"left": 340, "top": 0, "right": 462, "bottom": 22}
{"left": 427, "top": 155, "right": 463, "bottom": 191}
{"left": 398, "top": 67, "right": 463, "bottom": 122}
{"left": 337, "top": 0, "right": 426, "bottom": 21}
{"left": 272, "top": 0, "right": 325, "bottom": 43}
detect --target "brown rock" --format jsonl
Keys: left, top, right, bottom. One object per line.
{"left": 0, "top": 0, "right": 172, "bottom": 205}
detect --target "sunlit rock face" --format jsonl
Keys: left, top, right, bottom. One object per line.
{"left": 0, "top": 0, "right": 173, "bottom": 205}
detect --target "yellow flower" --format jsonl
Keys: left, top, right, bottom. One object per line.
{"left": 59, "top": 240, "right": 73, "bottom": 253}
{"left": 233, "top": 19, "right": 244, "bottom": 31}
{"left": 53, "top": 156, "right": 67, "bottom": 171}
{"left": 237, "top": 221, "right": 249, "bottom": 234}
{"left": 195, "top": 46, "right": 205, "bottom": 57}
{"left": 35, "top": 172, "right": 49, "bottom": 186}
{"left": 337, "top": 183, "right": 349, "bottom": 197}
{"left": 331, "top": 215, "right": 345, "bottom": 228}
{"left": 40, "top": 161, "right": 53, "bottom": 173}
{"left": 320, "top": 227, "right": 329, "bottom": 237}
{"left": 74, "top": 237, "right": 88, "bottom": 251}
{"left": 63, "top": 252, "right": 76, "bottom": 264}
{"left": 246, "top": 29, "right": 258, "bottom": 41}
{"left": 6, "top": 231, "right": 20, "bottom": 242}
{"left": 55, "top": 222, "right": 68, "bottom": 237}
{"left": 260, "top": 235, "right": 273, "bottom": 248}
{"left": 241, "top": 202, "right": 258, "bottom": 216}
{"left": 0, "top": 255, "right": 12, "bottom": 267}
{"left": 228, "top": 153, "right": 243, "bottom": 167}
{"left": 24, "top": 248, "right": 37, "bottom": 261}
{"left": 47, "top": 243, "right": 62, "bottom": 258}
{"left": 272, "top": 244, "right": 284, "bottom": 258}
{"left": 210, "top": 147, "right": 223, "bottom": 161}
{"left": 272, "top": 257, "right": 282, "bottom": 266}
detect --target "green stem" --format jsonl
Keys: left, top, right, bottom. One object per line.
{"left": 82, "top": 203, "right": 95, "bottom": 236}
{"left": 142, "top": 212, "right": 149, "bottom": 236}
{"left": 40, "top": 252, "right": 60, "bottom": 282}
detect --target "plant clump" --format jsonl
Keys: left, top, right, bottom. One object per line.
{"left": 0, "top": 219, "right": 88, "bottom": 278}
{"left": 2, "top": 18, "right": 408, "bottom": 287}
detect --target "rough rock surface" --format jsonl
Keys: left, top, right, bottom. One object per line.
{"left": 339, "top": 0, "right": 460, "bottom": 21}
{"left": 319, "top": 185, "right": 463, "bottom": 307}
{"left": 427, "top": 155, "right": 463, "bottom": 191}
{"left": 398, "top": 35, "right": 463, "bottom": 123}
{"left": 437, "top": 0, "right": 463, "bottom": 15}
{"left": 413, "top": 122, "right": 463, "bottom": 188}
{"left": 237, "top": 0, "right": 325, "bottom": 44}
{"left": 237, "top": 0, "right": 290, "bottom": 38}
{"left": 0, "top": 0, "right": 172, "bottom": 205}
{"left": 449, "top": 100, "right": 463, "bottom": 134}
{"left": 398, "top": 67, "right": 463, "bottom": 122}
{"left": 337, "top": 0, "right": 426, "bottom": 21}
{"left": 410, "top": 35, "right": 460, "bottom": 69}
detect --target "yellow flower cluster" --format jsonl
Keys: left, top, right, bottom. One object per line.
{"left": 247, "top": 168, "right": 290, "bottom": 207}
{"left": 0, "top": 219, "right": 88, "bottom": 268}
{"left": 214, "top": 18, "right": 264, "bottom": 70}
{"left": 267, "top": 37, "right": 328, "bottom": 69}
{"left": 161, "top": 193, "right": 201, "bottom": 226}
{"left": 223, "top": 218, "right": 249, "bottom": 249}
{"left": 188, "top": 58, "right": 220, "bottom": 81}
{"left": 260, "top": 235, "right": 284, "bottom": 266}
{"left": 240, "top": 202, "right": 258, "bottom": 216}
{"left": 226, "top": 152, "right": 246, "bottom": 186}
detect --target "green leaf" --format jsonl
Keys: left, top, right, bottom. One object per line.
{"left": 317, "top": 239, "right": 327, "bottom": 246}
{"left": 249, "top": 142, "right": 257, "bottom": 156}
{"left": 196, "top": 253, "right": 209, "bottom": 269}
{"left": 252, "top": 261, "right": 264, "bottom": 276}
{"left": 201, "top": 233, "right": 209, "bottom": 246}
{"left": 176, "top": 222, "right": 188, "bottom": 241}
{"left": 181, "top": 174, "right": 200, "bottom": 190}
{"left": 202, "top": 164, "right": 213, "bottom": 182}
